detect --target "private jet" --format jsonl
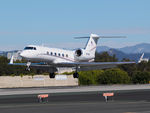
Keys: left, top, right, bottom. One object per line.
{"left": 9, "top": 34, "right": 135, "bottom": 78}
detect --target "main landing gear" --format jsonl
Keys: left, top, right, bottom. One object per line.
{"left": 73, "top": 72, "right": 79, "bottom": 78}
{"left": 49, "top": 73, "right": 55, "bottom": 78}
{"left": 73, "top": 66, "right": 79, "bottom": 78}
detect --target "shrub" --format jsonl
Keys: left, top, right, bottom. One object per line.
{"left": 79, "top": 70, "right": 104, "bottom": 85}
{"left": 98, "top": 68, "right": 130, "bottom": 84}
{"left": 132, "top": 71, "right": 150, "bottom": 84}
{"left": 62, "top": 71, "right": 74, "bottom": 75}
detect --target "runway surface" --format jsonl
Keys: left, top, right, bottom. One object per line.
{"left": 1, "top": 85, "right": 150, "bottom": 113}
{"left": 1, "top": 84, "right": 150, "bottom": 96}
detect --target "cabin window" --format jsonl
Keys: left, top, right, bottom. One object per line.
{"left": 51, "top": 52, "right": 53, "bottom": 55}
{"left": 66, "top": 54, "right": 68, "bottom": 57}
{"left": 24, "top": 47, "right": 36, "bottom": 50}
{"left": 54, "top": 53, "right": 57, "bottom": 56}
{"left": 62, "top": 54, "right": 64, "bottom": 57}
{"left": 47, "top": 52, "right": 49, "bottom": 55}
{"left": 58, "top": 53, "right": 61, "bottom": 56}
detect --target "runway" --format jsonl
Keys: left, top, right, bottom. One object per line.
{"left": 1, "top": 85, "right": 150, "bottom": 113}
{"left": 1, "top": 84, "right": 150, "bottom": 96}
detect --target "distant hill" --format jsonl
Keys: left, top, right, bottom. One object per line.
{"left": 0, "top": 51, "right": 5, "bottom": 56}
{"left": 106, "top": 49, "right": 150, "bottom": 62}
{"left": 96, "top": 46, "right": 110, "bottom": 53}
{"left": 119, "top": 43, "right": 150, "bottom": 54}
{"left": 97, "top": 43, "right": 150, "bottom": 54}
{"left": 107, "top": 49, "right": 127, "bottom": 61}
{"left": 96, "top": 43, "right": 150, "bottom": 62}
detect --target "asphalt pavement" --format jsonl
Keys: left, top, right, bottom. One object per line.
{"left": 0, "top": 88, "right": 150, "bottom": 113}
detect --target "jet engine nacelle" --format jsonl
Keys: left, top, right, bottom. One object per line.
{"left": 75, "top": 49, "right": 83, "bottom": 57}
{"left": 74, "top": 49, "right": 94, "bottom": 62}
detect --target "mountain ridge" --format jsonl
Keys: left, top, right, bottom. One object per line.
{"left": 97, "top": 43, "right": 150, "bottom": 54}
{"left": 96, "top": 43, "right": 150, "bottom": 62}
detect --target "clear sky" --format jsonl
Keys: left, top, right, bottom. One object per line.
{"left": 0, "top": 0, "right": 150, "bottom": 51}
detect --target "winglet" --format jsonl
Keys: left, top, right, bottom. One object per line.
{"left": 9, "top": 55, "right": 14, "bottom": 64}
{"left": 140, "top": 53, "right": 144, "bottom": 59}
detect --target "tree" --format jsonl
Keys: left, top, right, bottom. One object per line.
{"left": 0, "top": 56, "right": 36, "bottom": 76}
{"left": 119, "top": 64, "right": 137, "bottom": 77}
{"left": 137, "top": 61, "right": 150, "bottom": 72}
{"left": 121, "top": 58, "right": 131, "bottom": 62}
{"left": 95, "top": 52, "right": 118, "bottom": 62}
{"left": 132, "top": 71, "right": 150, "bottom": 84}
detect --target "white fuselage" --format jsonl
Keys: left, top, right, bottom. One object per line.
{"left": 20, "top": 34, "right": 100, "bottom": 64}
{"left": 20, "top": 45, "right": 95, "bottom": 64}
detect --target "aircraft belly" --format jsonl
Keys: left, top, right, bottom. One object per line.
{"left": 53, "top": 57, "right": 73, "bottom": 63}
{"left": 33, "top": 54, "right": 54, "bottom": 62}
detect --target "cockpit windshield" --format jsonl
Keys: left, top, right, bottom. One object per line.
{"left": 24, "top": 47, "right": 36, "bottom": 50}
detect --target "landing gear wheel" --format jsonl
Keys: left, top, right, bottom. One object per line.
{"left": 73, "top": 72, "right": 79, "bottom": 78}
{"left": 49, "top": 73, "right": 55, "bottom": 78}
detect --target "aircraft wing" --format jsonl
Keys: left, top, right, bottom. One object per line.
{"left": 9, "top": 55, "right": 135, "bottom": 71}
{"left": 53, "top": 62, "right": 135, "bottom": 71}
{"left": 9, "top": 62, "right": 45, "bottom": 66}
{"left": 54, "top": 62, "right": 135, "bottom": 67}
{"left": 25, "top": 61, "right": 135, "bottom": 71}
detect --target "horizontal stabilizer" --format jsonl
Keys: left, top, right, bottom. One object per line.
{"left": 74, "top": 36, "right": 126, "bottom": 39}
{"left": 99, "top": 36, "right": 126, "bottom": 38}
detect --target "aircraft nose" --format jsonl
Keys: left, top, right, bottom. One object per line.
{"left": 20, "top": 51, "right": 26, "bottom": 58}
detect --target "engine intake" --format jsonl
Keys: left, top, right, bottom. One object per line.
{"left": 75, "top": 49, "right": 82, "bottom": 57}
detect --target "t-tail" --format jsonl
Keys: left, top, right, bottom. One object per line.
{"left": 85, "top": 34, "right": 99, "bottom": 57}
{"left": 84, "top": 34, "right": 126, "bottom": 57}
{"left": 74, "top": 34, "right": 126, "bottom": 61}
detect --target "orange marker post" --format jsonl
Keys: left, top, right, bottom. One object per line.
{"left": 38, "top": 94, "right": 49, "bottom": 103}
{"left": 103, "top": 93, "right": 114, "bottom": 102}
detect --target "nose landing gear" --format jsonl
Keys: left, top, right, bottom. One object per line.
{"left": 49, "top": 73, "right": 55, "bottom": 78}
{"left": 26, "top": 62, "right": 31, "bottom": 71}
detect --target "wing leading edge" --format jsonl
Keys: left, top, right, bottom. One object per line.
{"left": 54, "top": 62, "right": 135, "bottom": 67}
{"left": 9, "top": 54, "right": 135, "bottom": 71}
{"left": 9, "top": 60, "right": 135, "bottom": 71}
{"left": 54, "top": 61, "right": 135, "bottom": 71}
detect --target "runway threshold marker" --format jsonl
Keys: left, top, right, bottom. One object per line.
{"left": 103, "top": 93, "right": 114, "bottom": 102}
{"left": 37, "top": 94, "right": 49, "bottom": 103}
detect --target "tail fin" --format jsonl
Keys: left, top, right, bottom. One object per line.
{"left": 85, "top": 34, "right": 99, "bottom": 54}
{"left": 75, "top": 34, "right": 125, "bottom": 57}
